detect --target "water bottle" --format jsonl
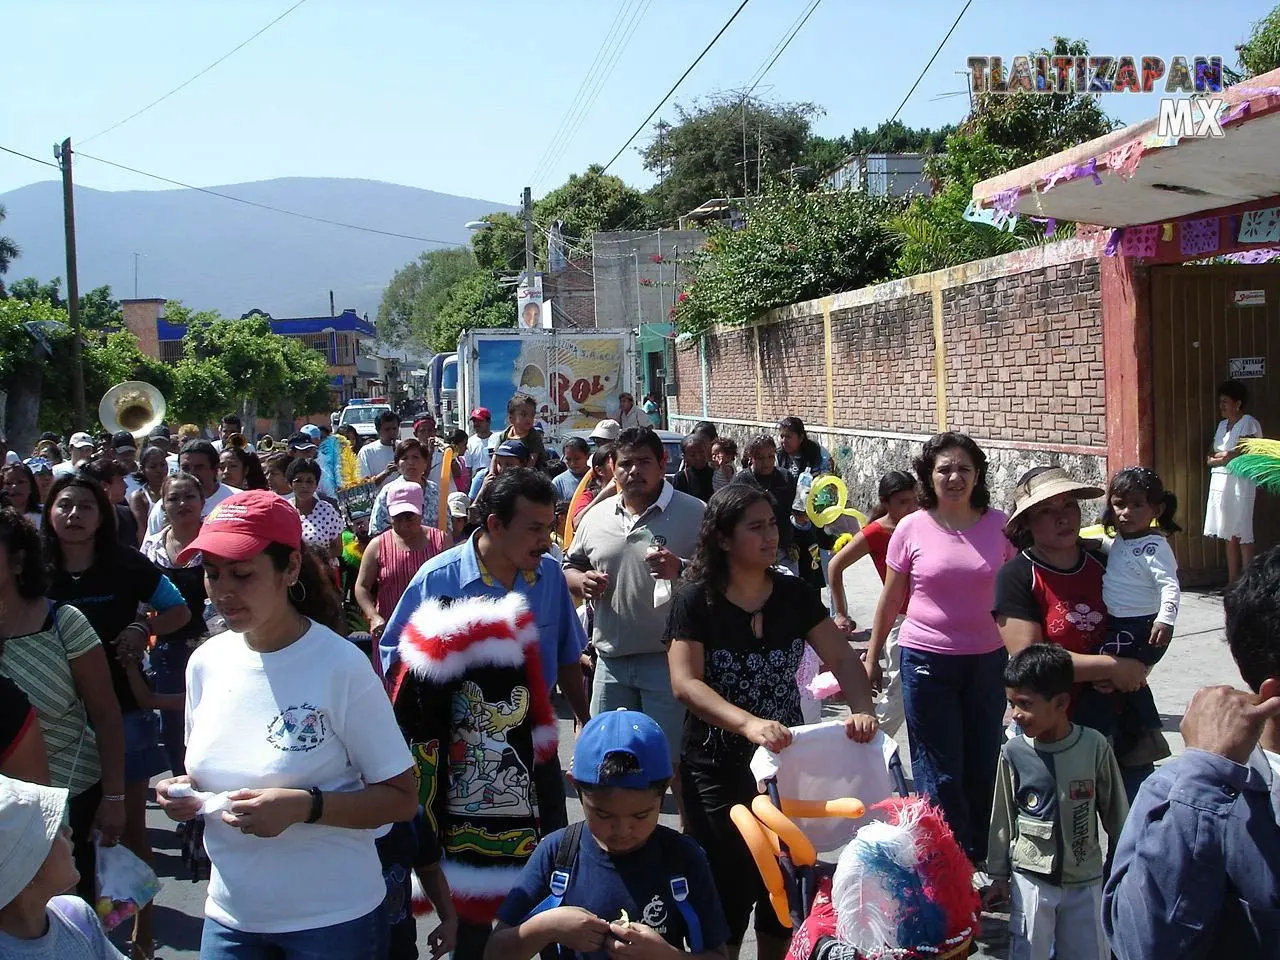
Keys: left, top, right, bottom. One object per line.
{"left": 202, "top": 600, "right": 227, "bottom": 636}
{"left": 639, "top": 528, "right": 672, "bottom": 608}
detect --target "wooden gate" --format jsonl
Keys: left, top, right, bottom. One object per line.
{"left": 1151, "top": 265, "right": 1280, "bottom": 585}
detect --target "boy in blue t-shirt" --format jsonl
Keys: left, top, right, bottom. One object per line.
{"left": 487, "top": 710, "right": 730, "bottom": 959}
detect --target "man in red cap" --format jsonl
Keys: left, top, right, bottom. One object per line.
{"left": 464, "top": 408, "right": 493, "bottom": 478}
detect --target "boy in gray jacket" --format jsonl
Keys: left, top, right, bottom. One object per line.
{"left": 987, "top": 644, "right": 1128, "bottom": 960}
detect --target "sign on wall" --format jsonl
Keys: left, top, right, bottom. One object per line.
{"left": 1232, "top": 289, "right": 1266, "bottom": 307}
{"left": 1229, "top": 356, "right": 1266, "bottom": 379}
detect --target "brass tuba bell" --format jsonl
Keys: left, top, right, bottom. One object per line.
{"left": 99, "top": 381, "right": 167, "bottom": 438}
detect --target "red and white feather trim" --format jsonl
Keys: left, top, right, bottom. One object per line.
{"left": 442, "top": 859, "right": 529, "bottom": 923}
{"left": 399, "top": 593, "right": 533, "bottom": 684}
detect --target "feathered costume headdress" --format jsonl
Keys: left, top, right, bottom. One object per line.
{"left": 319, "top": 432, "right": 361, "bottom": 491}
{"left": 392, "top": 593, "right": 558, "bottom": 926}
{"left": 828, "top": 797, "right": 979, "bottom": 959}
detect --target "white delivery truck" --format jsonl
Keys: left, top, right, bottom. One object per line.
{"left": 453, "top": 328, "right": 638, "bottom": 444}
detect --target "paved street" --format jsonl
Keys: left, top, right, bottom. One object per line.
{"left": 138, "top": 551, "right": 1244, "bottom": 959}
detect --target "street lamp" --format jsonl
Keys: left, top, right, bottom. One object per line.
{"left": 465, "top": 221, "right": 492, "bottom": 231}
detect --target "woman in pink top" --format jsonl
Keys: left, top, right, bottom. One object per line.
{"left": 865, "top": 433, "right": 1014, "bottom": 863}
{"left": 353, "top": 482, "right": 447, "bottom": 681}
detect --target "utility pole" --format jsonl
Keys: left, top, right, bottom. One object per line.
{"left": 522, "top": 186, "right": 535, "bottom": 290}
{"left": 55, "top": 138, "right": 86, "bottom": 429}
{"left": 741, "top": 95, "right": 749, "bottom": 198}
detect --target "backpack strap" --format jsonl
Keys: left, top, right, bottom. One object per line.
{"left": 656, "top": 825, "right": 704, "bottom": 953}
{"left": 524, "top": 822, "right": 584, "bottom": 920}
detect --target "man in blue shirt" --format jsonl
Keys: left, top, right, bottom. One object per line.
{"left": 1104, "top": 546, "right": 1280, "bottom": 959}
{"left": 381, "top": 466, "right": 590, "bottom": 779}
{"left": 381, "top": 468, "right": 591, "bottom": 960}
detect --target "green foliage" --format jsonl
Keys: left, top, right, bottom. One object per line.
{"left": 5, "top": 278, "right": 120, "bottom": 328}
{"left": 470, "top": 213, "right": 527, "bottom": 273}
{"left": 171, "top": 358, "right": 234, "bottom": 429}
{"left": 535, "top": 165, "right": 652, "bottom": 241}
{"left": 277, "top": 335, "right": 334, "bottom": 418}
{"left": 0, "top": 297, "right": 67, "bottom": 382}
{"left": 892, "top": 37, "right": 1114, "bottom": 276}
{"left": 843, "top": 120, "right": 957, "bottom": 157}
{"left": 1234, "top": 6, "right": 1280, "bottom": 80}
{"left": 0, "top": 205, "right": 18, "bottom": 298}
{"left": 429, "top": 271, "right": 515, "bottom": 353}
{"left": 642, "top": 96, "right": 822, "bottom": 223}
{"left": 673, "top": 190, "right": 905, "bottom": 335}
{"left": 376, "top": 246, "right": 479, "bottom": 347}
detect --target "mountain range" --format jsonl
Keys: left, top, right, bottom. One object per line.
{"left": 0, "top": 177, "right": 516, "bottom": 321}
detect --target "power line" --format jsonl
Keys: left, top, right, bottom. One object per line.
{"left": 875, "top": 0, "right": 973, "bottom": 142}
{"left": 0, "top": 144, "right": 60, "bottom": 170}
{"left": 536, "top": 0, "right": 653, "bottom": 190}
{"left": 529, "top": 0, "right": 639, "bottom": 188}
{"left": 74, "top": 150, "right": 463, "bottom": 246}
{"left": 601, "top": 0, "right": 754, "bottom": 175}
{"left": 745, "top": 0, "right": 820, "bottom": 94}
{"left": 80, "top": 0, "right": 310, "bottom": 145}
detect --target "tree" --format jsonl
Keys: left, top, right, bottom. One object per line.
{"left": 166, "top": 303, "right": 330, "bottom": 428}
{"left": 6, "top": 279, "right": 122, "bottom": 328}
{"left": 892, "top": 37, "right": 1115, "bottom": 275}
{"left": 535, "top": 165, "right": 652, "bottom": 242}
{"left": 844, "top": 120, "right": 956, "bottom": 156}
{"left": 1232, "top": 6, "right": 1280, "bottom": 80}
{"left": 0, "top": 205, "right": 18, "bottom": 299}
{"left": 642, "top": 96, "right": 823, "bottom": 223}
{"left": 469, "top": 213, "right": 527, "bottom": 274}
{"left": 376, "top": 246, "right": 479, "bottom": 347}
{"left": 673, "top": 189, "right": 905, "bottom": 335}
{"left": 429, "top": 271, "right": 515, "bottom": 353}
{"left": 0, "top": 297, "right": 70, "bottom": 451}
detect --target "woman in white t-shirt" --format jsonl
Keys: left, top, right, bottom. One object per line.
{"left": 154, "top": 490, "right": 416, "bottom": 958}
{"left": 1204, "top": 379, "right": 1263, "bottom": 584}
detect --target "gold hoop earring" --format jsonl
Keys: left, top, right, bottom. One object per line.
{"left": 288, "top": 580, "right": 307, "bottom": 602}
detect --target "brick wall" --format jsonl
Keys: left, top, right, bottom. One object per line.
{"left": 121, "top": 299, "right": 165, "bottom": 359}
{"left": 673, "top": 339, "right": 702, "bottom": 418}
{"left": 944, "top": 258, "right": 1104, "bottom": 447}
{"left": 830, "top": 294, "right": 936, "bottom": 434}
{"left": 544, "top": 256, "right": 597, "bottom": 328}
{"left": 669, "top": 239, "right": 1111, "bottom": 512}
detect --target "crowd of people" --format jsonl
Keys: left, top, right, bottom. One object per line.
{"left": 0, "top": 379, "right": 1274, "bottom": 960}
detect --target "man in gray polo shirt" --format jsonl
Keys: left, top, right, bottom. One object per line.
{"left": 564, "top": 426, "right": 705, "bottom": 824}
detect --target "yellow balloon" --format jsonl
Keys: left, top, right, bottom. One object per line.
{"left": 833, "top": 533, "right": 854, "bottom": 554}
{"left": 805, "top": 475, "right": 868, "bottom": 529}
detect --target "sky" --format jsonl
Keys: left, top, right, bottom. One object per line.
{"left": 1, "top": 0, "right": 1274, "bottom": 210}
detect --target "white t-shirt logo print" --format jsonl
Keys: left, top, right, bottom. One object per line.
{"left": 266, "top": 703, "right": 329, "bottom": 752}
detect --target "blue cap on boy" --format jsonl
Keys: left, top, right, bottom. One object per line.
{"left": 572, "top": 709, "right": 672, "bottom": 789}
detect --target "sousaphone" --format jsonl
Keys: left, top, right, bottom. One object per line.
{"left": 99, "top": 381, "right": 167, "bottom": 438}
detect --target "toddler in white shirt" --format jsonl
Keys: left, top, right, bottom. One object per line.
{"left": 1076, "top": 467, "right": 1181, "bottom": 766}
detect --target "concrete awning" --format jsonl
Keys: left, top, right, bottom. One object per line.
{"left": 972, "top": 67, "right": 1280, "bottom": 228}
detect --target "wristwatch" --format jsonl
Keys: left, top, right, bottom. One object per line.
{"left": 305, "top": 787, "right": 323, "bottom": 824}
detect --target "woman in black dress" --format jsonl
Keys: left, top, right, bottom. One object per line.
{"left": 667, "top": 483, "right": 878, "bottom": 960}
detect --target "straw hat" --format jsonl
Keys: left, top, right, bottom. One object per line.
{"left": 1004, "top": 467, "right": 1103, "bottom": 534}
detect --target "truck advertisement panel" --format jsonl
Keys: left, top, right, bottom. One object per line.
{"left": 474, "top": 335, "right": 627, "bottom": 432}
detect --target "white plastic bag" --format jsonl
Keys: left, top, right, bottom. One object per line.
{"left": 94, "top": 838, "right": 161, "bottom": 930}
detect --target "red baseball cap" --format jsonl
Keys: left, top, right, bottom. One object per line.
{"left": 175, "top": 490, "right": 302, "bottom": 564}
{"left": 469, "top": 407, "right": 492, "bottom": 422}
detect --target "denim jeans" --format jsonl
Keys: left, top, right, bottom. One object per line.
{"left": 200, "top": 907, "right": 384, "bottom": 959}
{"left": 899, "top": 645, "right": 1008, "bottom": 864}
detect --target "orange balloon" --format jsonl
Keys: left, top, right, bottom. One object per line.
{"left": 751, "top": 795, "right": 817, "bottom": 867}
{"left": 729, "top": 805, "right": 791, "bottom": 928}
{"left": 777, "top": 797, "right": 867, "bottom": 821}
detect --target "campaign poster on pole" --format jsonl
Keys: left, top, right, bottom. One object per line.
{"left": 517, "top": 273, "right": 543, "bottom": 332}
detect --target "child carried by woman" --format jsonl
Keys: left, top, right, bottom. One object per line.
{"left": 1074, "top": 467, "right": 1181, "bottom": 766}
